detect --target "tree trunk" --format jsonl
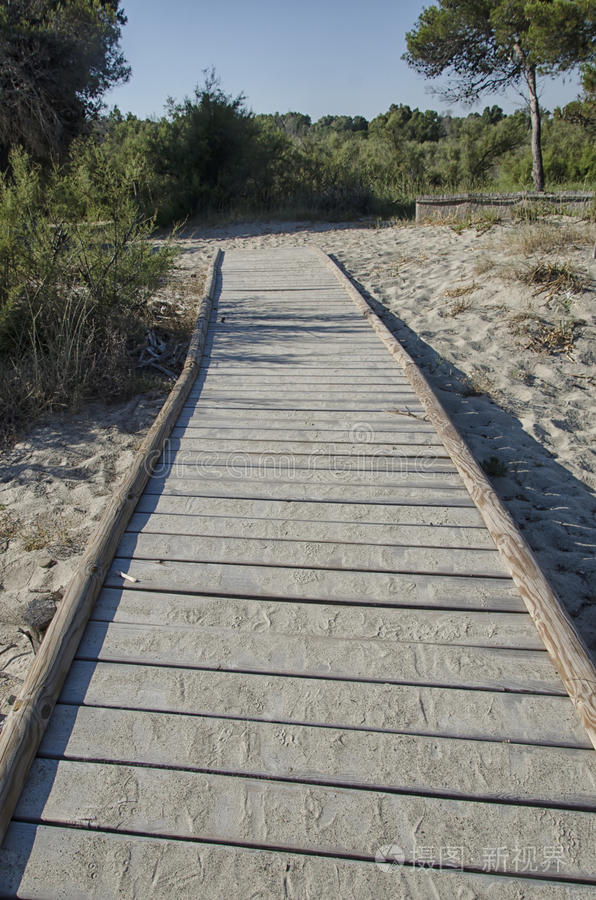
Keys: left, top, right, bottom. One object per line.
{"left": 526, "top": 64, "right": 545, "bottom": 192}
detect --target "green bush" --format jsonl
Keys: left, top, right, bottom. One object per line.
{"left": 0, "top": 146, "right": 177, "bottom": 436}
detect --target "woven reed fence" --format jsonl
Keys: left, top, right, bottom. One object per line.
{"left": 416, "top": 191, "right": 594, "bottom": 224}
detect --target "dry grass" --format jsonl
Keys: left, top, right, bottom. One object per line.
{"left": 20, "top": 512, "right": 74, "bottom": 553}
{"left": 572, "top": 372, "right": 596, "bottom": 388}
{"left": 392, "top": 252, "right": 429, "bottom": 273}
{"left": 532, "top": 320, "right": 578, "bottom": 357}
{"left": 148, "top": 267, "right": 207, "bottom": 334}
{"left": 444, "top": 283, "right": 478, "bottom": 299}
{"left": 508, "top": 311, "right": 579, "bottom": 358}
{"left": 446, "top": 297, "right": 474, "bottom": 317}
{"left": 0, "top": 507, "right": 19, "bottom": 543}
{"left": 447, "top": 211, "right": 502, "bottom": 235}
{"left": 509, "top": 365, "right": 534, "bottom": 385}
{"left": 520, "top": 261, "right": 587, "bottom": 302}
{"left": 473, "top": 256, "right": 496, "bottom": 276}
{"left": 503, "top": 222, "right": 594, "bottom": 255}
{"left": 441, "top": 283, "right": 477, "bottom": 317}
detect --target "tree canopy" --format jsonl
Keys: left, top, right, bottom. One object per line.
{"left": 404, "top": 0, "right": 596, "bottom": 190}
{"left": 0, "top": 0, "right": 130, "bottom": 164}
{"left": 560, "top": 62, "right": 596, "bottom": 133}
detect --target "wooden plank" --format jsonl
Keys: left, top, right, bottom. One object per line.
{"left": 211, "top": 298, "right": 360, "bottom": 306}
{"left": 151, "top": 465, "right": 461, "bottom": 487}
{"left": 201, "top": 352, "right": 393, "bottom": 362}
{"left": 204, "top": 333, "right": 387, "bottom": 344}
{"left": 205, "top": 328, "right": 378, "bottom": 338}
{"left": 203, "top": 332, "right": 396, "bottom": 341}
{"left": 5, "top": 822, "right": 591, "bottom": 900}
{"left": 213, "top": 300, "right": 359, "bottom": 306}
{"left": 161, "top": 438, "right": 450, "bottom": 456}
{"left": 202, "top": 343, "right": 392, "bottom": 354}
{"left": 202, "top": 343, "right": 392, "bottom": 355}
{"left": 196, "top": 380, "right": 414, "bottom": 391}
{"left": 204, "top": 327, "right": 382, "bottom": 338}
{"left": 116, "top": 532, "right": 509, "bottom": 578}
{"left": 105, "top": 558, "right": 524, "bottom": 612}
{"left": 158, "top": 446, "right": 452, "bottom": 465}
{"left": 205, "top": 318, "right": 378, "bottom": 328}
{"left": 195, "top": 367, "right": 407, "bottom": 377}
{"left": 126, "top": 511, "right": 494, "bottom": 548}
{"left": 174, "top": 415, "right": 438, "bottom": 435}
{"left": 189, "top": 387, "right": 422, "bottom": 400}
{"left": 76, "top": 621, "right": 561, "bottom": 693}
{"left": 0, "top": 251, "right": 224, "bottom": 844}
{"left": 144, "top": 477, "right": 475, "bottom": 505}
{"left": 154, "top": 458, "right": 458, "bottom": 479}
{"left": 218, "top": 274, "right": 343, "bottom": 279}
{"left": 179, "top": 407, "right": 432, "bottom": 424}
{"left": 197, "top": 365, "right": 405, "bottom": 374}
{"left": 217, "top": 277, "right": 343, "bottom": 282}
{"left": 61, "top": 660, "right": 592, "bottom": 746}
{"left": 182, "top": 399, "right": 426, "bottom": 412}
{"left": 200, "top": 359, "right": 395, "bottom": 369}
{"left": 201, "top": 350, "right": 395, "bottom": 358}
{"left": 170, "top": 425, "right": 443, "bottom": 444}
{"left": 15, "top": 760, "right": 596, "bottom": 879}
{"left": 208, "top": 335, "right": 381, "bottom": 344}
{"left": 194, "top": 373, "right": 412, "bottom": 384}
{"left": 206, "top": 315, "right": 372, "bottom": 324}
{"left": 209, "top": 305, "right": 364, "bottom": 313}
{"left": 154, "top": 460, "right": 457, "bottom": 482}
{"left": 318, "top": 250, "right": 596, "bottom": 748}
{"left": 150, "top": 465, "right": 464, "bottom": 485}
{"left": 213, "top": 296, "right": 355, "bottom": 303}
{"left": 91, "top": 589, "right": 542, "bottom": 648}
{"left": 133, "top": 493, "right": 486, "bottom": 526}
{"left": 40, "top": 704, "right": 596, "bottom": 807}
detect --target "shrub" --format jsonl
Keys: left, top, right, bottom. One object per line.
{"left": 0, "top": 146, "right": 177, "bottom": 437}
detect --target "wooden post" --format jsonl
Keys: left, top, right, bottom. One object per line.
{"left": 317, "top": 248, "right": 596, "bottom": 750}
{"left": 0, "top": 249, "right": 223, "bottom": 845}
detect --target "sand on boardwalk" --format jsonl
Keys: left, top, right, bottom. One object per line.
{"left": 1, "top": 216, "right": 594, "bottom": 723}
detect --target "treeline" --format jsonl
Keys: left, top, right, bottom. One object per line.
{"left": 0, "top": 0, "right": 593, "bottom": 434}
{"left": 0, "top": 1, "right": 172, "bottom": 435}
{"left": 2, "top": 74, "right": 593, "bottom": 434}
{"left": 83, "top": 81, "right": 595, "bottom": 225}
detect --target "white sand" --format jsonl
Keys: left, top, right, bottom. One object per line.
{"left": 1, "top": 216, "right": 594, "bottom": 721}
{"left": 0, "top": 394, "right": 167, "bottom": 716}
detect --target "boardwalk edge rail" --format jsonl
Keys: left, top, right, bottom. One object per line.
{"left": 317, "top": 247, "right": 596, "bottom": 750}
{"left": 0, "top": 248, "right": 223, "bottom": 844}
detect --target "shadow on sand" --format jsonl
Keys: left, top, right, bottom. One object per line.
{"left": 329, "top": 256, "right": 595, "bottom": 660}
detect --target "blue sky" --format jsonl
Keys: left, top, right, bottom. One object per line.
{"left": 106, "top": 0, "right": 582, "bottom": 122}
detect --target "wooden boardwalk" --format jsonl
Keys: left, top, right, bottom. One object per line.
{"left": 1, "top": 247, "right": 594, "bottom": 897}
